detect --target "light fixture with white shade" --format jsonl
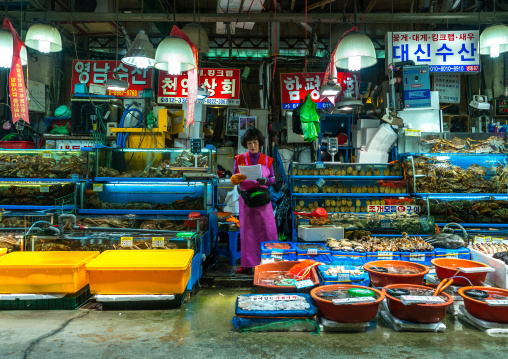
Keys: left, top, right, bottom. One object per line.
{"left": 154, "top": 36, "right": 196, "bottom": 75}
{"left": 335, "top": 89, "right": 363, "bottom": 112}
{"left": 182, "top": 23, "right": 210, "bottom": 53}
{"left": 480, "top": 25, "right": 508, "bottom": 58}
{"left": 25, "top": 24, "right": 62, "bottom": 53}
{"left": 320, "top": 80, "right": 342, "bottom": 97}
{"left": 121, "top": 30, "right": 155, "bottom": 68}
{"left": 106, "top": 78, "right": 129, "bottom": 92}
{"left": 197, "top": 85, "right": 210, "bottom": 100}
{"left": 335, "top": 33, "right": 377, "bottom": 71}
{"left": 0, "top": 30, "right": 28, "bottom": 68}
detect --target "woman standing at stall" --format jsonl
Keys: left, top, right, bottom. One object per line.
{"left": 230, "top": 128, "right": 278, "bottom": 274}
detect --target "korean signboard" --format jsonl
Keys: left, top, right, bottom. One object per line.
{"left": 386, "top": 31, "right": 480, "bottom": 73}
{"left": 158, "top": 68, "right": 241, "bottom": 106}
{"left": 280, "top": 72, "right": 360, "bottom": 110}
{"left": 368, "top": 205, "right": 421, "bottom": 214}
{"left": 71, "top": 60, "right": 153, "bottom": 98}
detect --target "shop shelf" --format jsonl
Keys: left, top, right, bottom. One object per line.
{"left": 0, "top": 285, "right": 91, "bottom": 310}
{"left": 86, "top": 249, "right": 194, "bottom": 295}
{"left": 0, "top": 251, "right": 100, "bottom": 294}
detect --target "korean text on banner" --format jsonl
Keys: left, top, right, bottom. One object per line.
{"left": 71, "top": 60, "right": 153, "bottom": 98}
{"left": 158, "top": 68, "right": 241, "bottom": 106}
{"left": 3, "top": 19, "right": 29, "bottom": 124}
{"left": 386, "top": 31, "right": 480, "bottom": 73}
{"left": 280, "top": 72, "right": 360, "bottom": 110}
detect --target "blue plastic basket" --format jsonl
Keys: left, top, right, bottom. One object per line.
{"left": 399, "top": 251, "right": 435, "bottom": 266}
{"left": 317, "top": 265, "right": 370, "bottom": 286}
{"left": 434, "top": 247, "right": 471, "bottom": 260}
{"left": 296, "top": 245, "right": 331, "bottom": 263}
{"left": 260, "top": 242, "right": 297, "bottom": 261}
{"left": 330, "top": 251, "right": 366, "bottom": 264}
{"left": 365, "top": 251, "right": 401, "bottom": 262}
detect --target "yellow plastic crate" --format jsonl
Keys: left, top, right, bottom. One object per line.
{"left": 0, "top": 251, "right": 100, "bottom": 294}
{"left": 0, "top": 248, "right": 7, "bottom": 257}
{"left": 85, "top": 249, "right": 194, "bottom": 295}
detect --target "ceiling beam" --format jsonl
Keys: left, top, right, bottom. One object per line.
{"left": 17, "top": 11, "right": 508, "bottom": 24}
{"left": 308, "top": 0, "right": 336, "bottom": 12}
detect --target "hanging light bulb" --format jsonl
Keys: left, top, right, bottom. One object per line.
{"left": 121, "top": 30, "right": 155, "bottom": 69}
{"left": 154, "top": 36, "right": 196, "bottom": 74}
{"left": 335, "top": 33, "right": 377, "bottom": 71}
{"left": 25, "top": 24, "right": 62, "bottom": 53}
{"left": 182, "top": 23, "right": 210, "bottom": 53}
{"left": 0, "top": 30, "right": 28, "bottom": 68}
{"left": 480, "top": 25, "right": 508, "bottom": 58}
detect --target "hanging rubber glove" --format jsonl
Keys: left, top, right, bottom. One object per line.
{"left": 230, "top": 173, "right": 247, "bottom": 185}
{"left": 256, "top": 177, "right": 267, "bottom": 185}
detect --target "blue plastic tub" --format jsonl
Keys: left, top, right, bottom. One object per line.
{"left": 330, "top": 251, "right": 366, "bottom": 264}
{"left": 260, "top": 242, "right": 296, "bottom": 261}
{"left": 434, "top": 247, "right": 471, "bottom": 260}
{"left": 365, "top": 251, "right": 401, "bottom": 262}
{"left": 399, "top": 251, "right": 435, "bottom": 266}
{"left": 296, "top": 244, "right": 330, "bottom": 264}
{"left": 317, "top": 265, "right": 370, "bottom": 286}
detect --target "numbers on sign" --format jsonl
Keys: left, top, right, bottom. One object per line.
{"left": 40, "top": 185, "right": 50, "bottom": 193}
{"left": 93, "top": 184, "right": 103, "bottom": 192}
{"left": 307, "top": 248, "right": 318, "bottom": 255}
{"left": 152, "top": 237, "right": 165, "bottom": 248}
{"left": 121, "top": 237, "right": 133, "bottom": 247}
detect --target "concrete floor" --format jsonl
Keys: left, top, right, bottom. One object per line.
{"left": 0, "top": 287, "right": 507, "bottom": 359}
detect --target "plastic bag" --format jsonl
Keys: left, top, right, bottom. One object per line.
{"left": 50, "top": 124, "right": 70, "bottom": 134}
{"left": 224, "top": 185, "right": 240, "bottom": 215}
{"left": 287, "top": 259, "right": 319, "bottom": 280}
{"left": 299, "top": 94, "right": 320, "bottom": 142}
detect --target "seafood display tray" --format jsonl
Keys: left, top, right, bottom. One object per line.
{"left": 291, "top": 176, "right": 404, "bottom": 180}
{"left": 0, "top": 285, "right": 91, "bottom": 310}
{"left": 94, "top": 177, "right": 187, "bottom": 182}
{"left": 470, "top": 249, "right": 508, "bottom": 288}
{"left": 292, "top": 193, "right": 411, "bottom": 197}
{"left": 78, "top": 209, "right": 209, "bottom": 215}
{"left": 415, "top": 193, "right": 508, "bottom": 200}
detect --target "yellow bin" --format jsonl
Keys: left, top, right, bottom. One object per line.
{"left": 85, "top": 249, "right": 194, "bottom": 295}
{"left": 0, "top": 248, "right": 7, "bottom": 257}
{"left": 0, "top": 251, "right": 100, "bottom": 294}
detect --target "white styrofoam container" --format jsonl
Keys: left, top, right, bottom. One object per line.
{"left": 298, "top": 225, "right": 344, "bottom": 242}
{"left": 352, "top": 130, "right": 362, "bottom": 148}
{"left": 359, "top": 119, "right": 381, "bottom": 129}
{"left": 366, "top": 123, "right": 397, "bottom": 153}
{"left": 470, "top": 249, "right": 508, "bottom": 289}
{"left": 355, "top": 150, "right": 389, "bottom": 164}
{"left": 361, "top": 128, "right": 377, "bottom": 147}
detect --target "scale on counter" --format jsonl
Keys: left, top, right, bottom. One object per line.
{"left": 380, "top": 301, "right": 446, "bottom": 332}
{"left": 457, "top": 306, "right": 508, "bottom": 334}
{"left": 327, "top": 137, "right": 338, "bottom": 162}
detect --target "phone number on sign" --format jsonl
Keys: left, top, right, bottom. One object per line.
{"left": 429, "top": 65, "right": 479, "bottom": 72}
{"left": 158, "top": 97, "right": 240, "bottom": 106}
{"left": 108, "top": 89, "right": 139, "bottom": 97}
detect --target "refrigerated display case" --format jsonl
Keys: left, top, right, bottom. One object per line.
{"left": 0, "top": 181, "right": 78, "bottom": 210}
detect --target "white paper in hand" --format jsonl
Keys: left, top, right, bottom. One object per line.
{"left": 239, "top": 164, "right": 262, "bottom": 180}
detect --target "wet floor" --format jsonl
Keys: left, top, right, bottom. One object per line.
{"left": 0, "top": 287, "right": 506, "bottom": 359}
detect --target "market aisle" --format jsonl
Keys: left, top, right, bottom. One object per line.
{"left": 0, "top": 287, "right": 506, "bottom": 359}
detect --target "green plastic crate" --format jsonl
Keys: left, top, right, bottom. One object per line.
{"left": 0, "top": 285, "right": 90, "bottom": 310}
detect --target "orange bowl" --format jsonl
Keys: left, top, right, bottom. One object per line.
{"left": 431, "top": 258, "right": 491, "bottom": 286}
{"left": 363, "top": 260, "right": 429, "bottom": 287}
{"left": 310, "top": 285, "right": 385, "bottom": 323}
{"left": 459, "top": 286, "right": 508, "bottom": 323}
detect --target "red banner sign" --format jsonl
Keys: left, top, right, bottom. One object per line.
{"left": 3, "top": 19, "right": 29, "bottom": 124}
{"left": 158, "top": 68, "right": 241, "bottom": 106}
{"left": 280, "top": 72, "right": 360, "bottom": 110}
{"left": 71, "top": 60, "right": 153, "bottom": 98}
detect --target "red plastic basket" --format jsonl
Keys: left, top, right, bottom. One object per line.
{"left": 0, "top": 141, "right": 35, "bottom": 149}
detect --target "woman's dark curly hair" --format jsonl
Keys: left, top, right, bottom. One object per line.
{"left": 241, "top": 128, "right": 264, "bottom": 148}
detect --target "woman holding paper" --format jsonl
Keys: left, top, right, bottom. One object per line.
{"left": 230, "top": 128, "right": 277, "bottom": 274}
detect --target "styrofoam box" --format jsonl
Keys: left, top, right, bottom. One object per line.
{"left": 298, "top": 225, "right": 344, "bottom": 242}
{"left": 352, "top": 130, "right": 362, "bottom": 148}
{"left": 366, "top": 123, "right": 397, "bottom": 153}
{"left": 359, "top": 119, "right": 381, "bottom": 129}
{"left": 470, "top": 249, "right": 508, "bottom": 289}
{"left": 361, "top": 128, "right": 377, "bottom": 147}
{"left": 356, "top": 150, "right": 389, "bottom": 164}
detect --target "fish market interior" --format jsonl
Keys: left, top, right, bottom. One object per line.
{"left": 1, "top": 1, "right": 508, "bottom": 358}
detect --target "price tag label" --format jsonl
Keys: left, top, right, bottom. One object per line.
{"left": 486, "top": 300, "right": 508, "bottom": 306}
{"left": 93, "top": 123, "right": 97, "bottom": 131}
{"left": 419, "top": 217, "right": 431, "bottom": 232}
{"left": 40, "top": 185, "right": 50, "bottom": 193}
{"left": 400, "top": 296, "right": 445, "bottom": 305}
{"left": 492, "top": 237, "right": 504, "bottom": 243}
{"left": 42, "top": 151, "right": 51, "bottom": 158}
{"left": 336, "top": 273, "right": 350, "bottom": 281}
{"left": 332, "top": 297, "right": 376, "bottom": 305}
{"left": 316, "top": 178, "right": 326, "bottom": 188}
{"left": 294, "top": 279, "right": 314, "bottom": 289}
{"left": 459, "top": 267, "right": 495, "bottom": 273}
{"left": 271, "top": 254, "right": 283, "bottom": 260}
{"left": 71, "top": 174, "right": 80, "bottom": 181}
{"left": 307, "top": 248, "right": 318, "bottom": 255}
{"left": 447, "top": 254, "right": 459, "bottom": 259}
{"left": 315, "top": 162, "right": 325, "bottom": 169}
{"left": 251, "top": 295, "right": 298, "bottom": 301}
{"left": 380, "top": 219, "right": 391, "bottom": 229}
{"left": 152, "top": 237, "right": 165, "bottom": 248}
{"left": 405, "top": 129, "right": 422, "bottom": 137}
{"left": 121, "top": 237, "right": 133, "bottom": 247}
{"left": 378, "top": 251, "right": 393, "bottom": 260}
{"left": 93, "top": 184, "right": 103, "bottom": 192}
{"left": 475, "top": 236, "right": 491, "bottom": 243}
{"left": 410, "top": 253, "right": 425, "bottom": 262}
